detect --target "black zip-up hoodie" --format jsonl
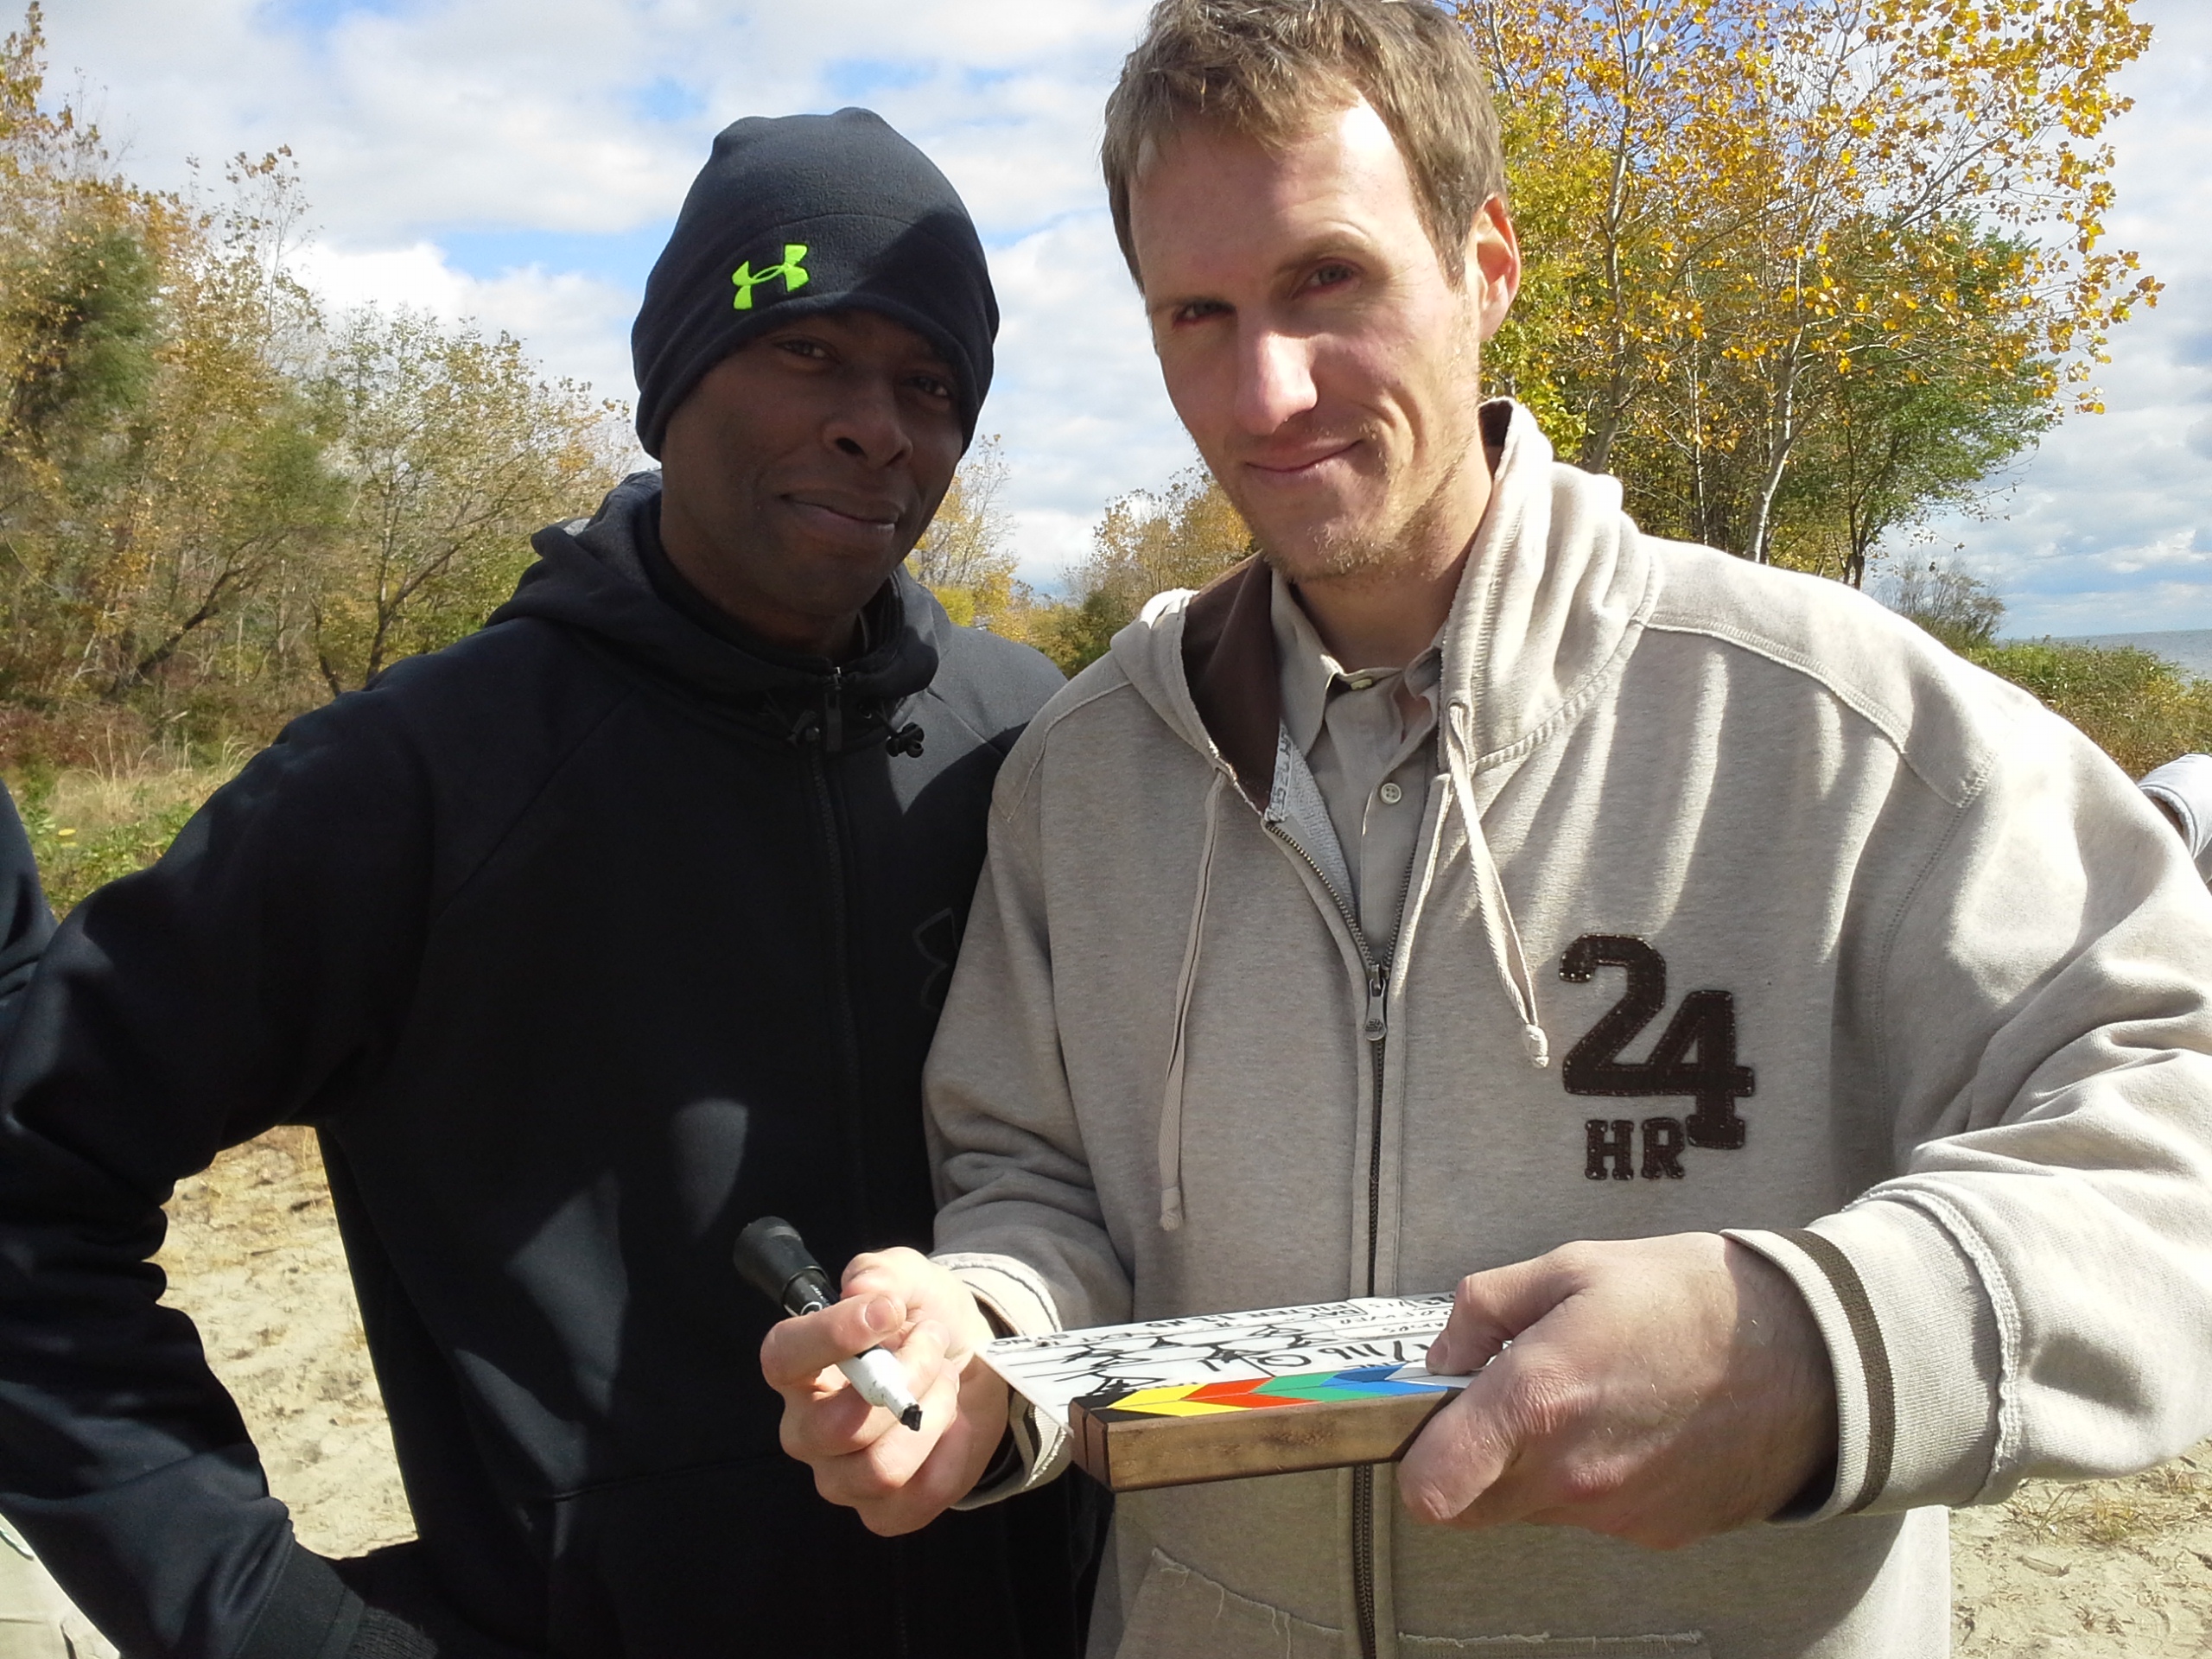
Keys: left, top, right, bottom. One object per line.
{"left": 0, "top": 474, "right": 1097, "bottom": 1659}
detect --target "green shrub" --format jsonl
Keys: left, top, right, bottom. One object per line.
{"left": 1961, "top": 639, "right": 2212, "bottom": 779}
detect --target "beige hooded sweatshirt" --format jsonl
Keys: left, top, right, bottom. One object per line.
{"left": 925, "top": 403, "right": 2212, "bottom": 1659}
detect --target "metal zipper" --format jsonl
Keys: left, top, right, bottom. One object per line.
{"left": 798, "top": 685, "right": 872, "bottom": 1260}
{"left": 1262, "top": 816, "right": 1404, "bottom": 1659}
{"left": 801, "top": 666, "right": 908, "bottom": 1659}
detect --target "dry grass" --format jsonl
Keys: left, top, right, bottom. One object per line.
{"left": 14, "top": 749, "right": 245, "bottom": 915}
{"left": 2002, "top": 1457, "right": 2212, "bottom": 1553}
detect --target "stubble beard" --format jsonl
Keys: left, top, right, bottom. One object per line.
{"left": 1243, "top": 327, "right": 1488, "bottom": 593}
{"left": 1248, "top": 425, "right": 1478, "bottom": 594}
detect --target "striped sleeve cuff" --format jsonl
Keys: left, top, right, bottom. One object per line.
{"left": 935, "top": 1251, "right": 1073, "bottom": 1508}
{"left": 934, "top": 1250, "right": 1063, "bottom": 1340}
{"left": 1729, "top": 1200, "right": 2000, "bottom": 1520}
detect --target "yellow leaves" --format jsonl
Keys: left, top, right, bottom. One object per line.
{"left": 1471, "top": 0, "right": 2140, "bottom": 563}
{"left": 910, "top": 435, "right": 1018, "bottom": 613}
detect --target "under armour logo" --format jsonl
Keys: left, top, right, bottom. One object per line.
{"left": 732, "top": 245, "right": 810, "bottom": 310}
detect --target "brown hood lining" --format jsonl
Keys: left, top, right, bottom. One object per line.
{"left": 1179, "top": 556, "right": 1281, "bottom": 808}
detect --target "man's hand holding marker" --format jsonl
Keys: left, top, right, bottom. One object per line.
{"left": 754, "top": 1232, "right": 1010, "bottom": 1535}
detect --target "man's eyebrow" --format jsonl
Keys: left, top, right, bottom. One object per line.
{"left": 1145, "top": 229, "right": 1382, "bottom": 315}
{"left": 1273, "top": 226, "right": 1377, "bottom": 276}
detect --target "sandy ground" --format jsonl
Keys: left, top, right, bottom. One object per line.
{"left": 154, "top": 1128, "right": 414, "bottom": 1560}
{"left": 155, "top": 1130, "right": 2212, "bottom": 1651}
{"left": 1951, "top": 1458, "right": 2212, "bottom": 1654}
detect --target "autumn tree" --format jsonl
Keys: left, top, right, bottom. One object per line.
{"left": 0, "top": 113, "right": 347, "bottom": 714}
{"left": 308, "top": 309, "right": 626, "bottom": 694}
{"left": 92, "top": 155, "right": 345, "bottom": 700}
{"left": 907, "top": 435, "right": 1025, "bottom": 630}
{"left": 1462, "top": 0, "right": 1751, "bottom": 473}
{"left": 1777, "top": 229, "right": 2053, "bottom": 585}
{"left": 1465, "top": 0, "right": 2157, "bottom": 568}
{"left": 1040, "top": 467, "right": 1249, "bottom": 673}
{"left": 1877, "top": 554, "right": 2005, "bottom": 650}
{"left": 0, "top": 3, "right": 628, "bottom": 734}
{"left": 0, "top": 4, "right": 256, "bottom": 703}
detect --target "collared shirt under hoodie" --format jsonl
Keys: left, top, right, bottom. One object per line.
{"left": 1268, "top": 568, "right": 1441, "bottom": 945}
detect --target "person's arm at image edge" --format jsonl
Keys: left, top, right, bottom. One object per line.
{"left": 0, "top": 780, "right": 54, "bottom": 1050}
{"left": 0, "top": 706, "right": 436, "bottom": 1659}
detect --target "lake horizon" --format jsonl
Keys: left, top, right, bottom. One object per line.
{"left": 2029, "top": 628, "right": 2212, "bottom": 682}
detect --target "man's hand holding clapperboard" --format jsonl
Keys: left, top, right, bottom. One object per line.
{"left": 766, "top": 1235, "right": 1832, "bottom": 1539}
{"left": 982, "top": 1295, "right": 1484, "bottom": 1491}
{"left": 754, "top": 1233, "right": 1480, "bottom": 1495}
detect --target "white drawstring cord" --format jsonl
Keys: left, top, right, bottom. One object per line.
{"left": 1446, "top": 703, "right": 1551, "bottom": 1069}
{"left": 1159, "top": 768, "right": 1229, "bottom": 1230}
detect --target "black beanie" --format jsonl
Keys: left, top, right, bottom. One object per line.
{"left": 631, "top": 109, "right": 998, "bottom": 458}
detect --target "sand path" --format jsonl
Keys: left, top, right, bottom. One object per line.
{"left": 154, "top": 1128, "right": 413, "bottom": 1560}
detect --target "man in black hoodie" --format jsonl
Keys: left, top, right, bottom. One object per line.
{"left": 0, "top": 111, "right": 1093, "bottom": 1659}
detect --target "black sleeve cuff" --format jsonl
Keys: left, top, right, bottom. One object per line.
{"left": 237, "top": 1545, "right": 365, "bottom": 1659}
{"left": 347, "top": 1607, "right": 440, "bottom": 1659}
{"left": 237, "top": 1545, "right": 435, "bottom": 1659}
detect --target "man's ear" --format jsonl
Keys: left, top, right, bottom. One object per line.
{"left": 1468, "top": 195, "right": 1522, "bottom": 343}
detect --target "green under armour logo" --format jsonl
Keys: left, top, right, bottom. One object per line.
{"left": 732, "top": 245, "right": 810, "bottom": 310}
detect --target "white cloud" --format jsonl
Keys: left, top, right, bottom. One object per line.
{"left": 1008, "top": 508, "right": 1099, "bottom": 594}
{"left": 983, "top": 214, "right": 1195, "bottom": 528}
{"left": 38, "top": 0, "right": 2212, "bottom": 607}
{"left": 290, "top": 242, "right": 640, "bottom": 417}
{"left": 42, "top": 0, "right": 1145, "bottom": 240}
{"left": 1910, "top": 0, "right": 2212, "bottom": 637}
{"left": 42, "top": 0, "right": 1177, "bottom": 582}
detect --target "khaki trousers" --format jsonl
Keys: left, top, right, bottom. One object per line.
{"left": 0, "top": 1520, "right": 114, "bottom": 1659}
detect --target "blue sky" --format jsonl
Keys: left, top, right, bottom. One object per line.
{"left": 40, "top": 0, "right": 2212, "bottom": 631}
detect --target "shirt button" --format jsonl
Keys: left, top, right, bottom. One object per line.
{"left": 1379, "top": 782, "right": 1404, "bottom": 805}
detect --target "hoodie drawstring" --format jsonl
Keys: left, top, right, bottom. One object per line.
{"left": 1159, "top": 768, "right": 1228, "bottom": 1231}
{"left": 1446, "top": 702, "right": 1552, "bottom": 1070}
{"left": 1155, "top": 716, "right": 1546, "bottom": 1234}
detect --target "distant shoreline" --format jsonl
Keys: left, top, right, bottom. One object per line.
{"left": 2034, "top": 629, "right": 2212, "bottom": 682}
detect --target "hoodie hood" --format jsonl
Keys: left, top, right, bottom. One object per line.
{"left": 492, "top": 471, "right": 943, "bottom": 748}
{"left": 1107, "top": 402, "right": 1656, "bottom": 790}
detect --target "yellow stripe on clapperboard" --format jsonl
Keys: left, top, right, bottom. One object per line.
{"left": 1108, "top": 1385, "right": 1245, "bottom": 1417}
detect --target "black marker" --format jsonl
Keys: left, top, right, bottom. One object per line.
{"left": 736, "top": 1216, "right": 925, "bottom": 1432}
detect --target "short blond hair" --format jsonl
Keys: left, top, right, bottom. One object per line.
{"left": 1102, "top": 0, "right": 1505, "bottom": 286}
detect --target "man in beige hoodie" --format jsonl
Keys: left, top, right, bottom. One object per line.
{"left": 763, "top": 3, "right": 2212, "bottom": 1655}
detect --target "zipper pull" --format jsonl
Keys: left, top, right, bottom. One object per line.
{"left": 1363, "top": 962, "right": 1388, "bottom": 1042}
{"left": 824, "top": 667, "right": 844, "bottom": 753}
